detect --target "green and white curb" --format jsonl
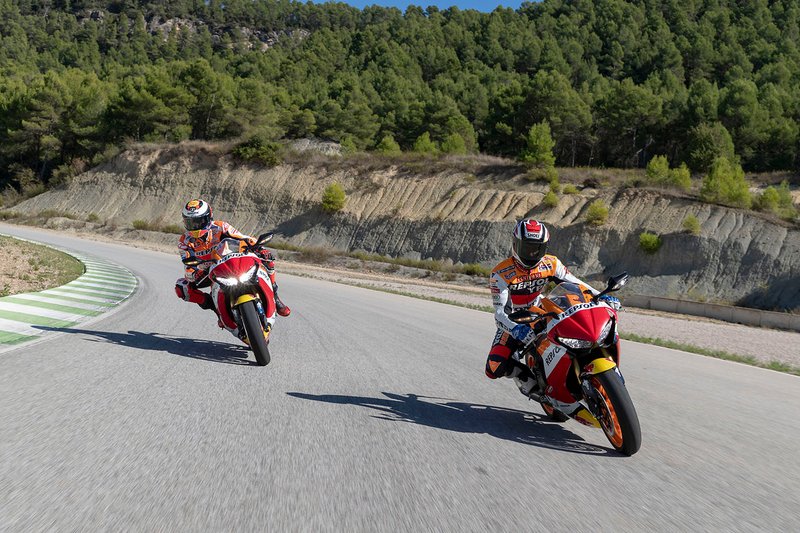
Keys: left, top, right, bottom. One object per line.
{"left": 0, "top": 246, "right": 137, "bottom": 350}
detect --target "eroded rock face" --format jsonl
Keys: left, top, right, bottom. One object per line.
{"left": 16, "top": 144, "right": 800, "bottom": 310}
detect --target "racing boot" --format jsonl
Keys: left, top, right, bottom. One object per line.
{"left": 509, "top": 365, "right": 538, "bottom": 398}
{"left": 198, "top": 293, "right": 224, "bottom": 329}
{"left": 272, "top": 283, "right": 291, "bottom": 317}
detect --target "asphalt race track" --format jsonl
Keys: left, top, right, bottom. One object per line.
{"left": 1, "top": 224, "right": 799, "bottom": 532}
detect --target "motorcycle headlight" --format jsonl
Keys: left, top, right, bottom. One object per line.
{"left": 597, "top": 319, "right": 614, "bottom": 345}
{"left": 216, "top": 276, "right": 239, "bottom": 286}
{"left": 558, "top": 337, "right": 594, "bottom": 349}
{"left": 239, "top": 264, "right": 258, "bottom": 282}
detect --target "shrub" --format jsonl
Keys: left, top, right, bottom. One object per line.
{"left": 524, "top": 166, "right": 558, "bottom": 183}
{"left": 549, "top": 178, "right": 560, "bottom": 193}
{"left": 563, "top": 184, "right": 579, "bottom": 195}
{"left": 542, "top": 190, "right": 559, "bottom": 208}
{"left": 440, "top": 133, "right": 467, "bottom": 154}
{"left": 645, "top": 155, "right": 691, "bottom": 191}
{"left": 162, "top": 223, "right": 183, "bottom": 234}
{"left": 460, "top": 263, "right": 491, "bottom": 277}
{"left": 232, "top": 136, "right": 283, "bottom": 167}
{"left": 519, "top": 121, "right": 556, "bottom": 167}
{"left": 339, "top": 136, "right": 357, "bottom": 154}
{"left": 321, "top": 182, "right": 346, "bottom": 213}
{"left": 754, "top": 181, "right": 799, "bottom": 220}
{"left": 86, "top": 213, "right": 100, "bottom": 223}
{"left": 299, "top": 246, "right": 333, "bottom": 263}
{"left": 700, "top": 157, "right": 751, "bottom": 209}
{"left": 682, "top": 214, "right": 701, "bottom": 235}
{"left": 585, "top": 200, "right": 609, "bottom": 226}
{"left": 639, "top": 232, "right": 662, "bottom": 254}
{"left": 412, "top": 132, "right": 438, "bottom": 153}
{"left": 132, "top": 219, "right": 152, "bottom": 230}
{"left": 375, "top": 134, "right": 401, "bottom": 155}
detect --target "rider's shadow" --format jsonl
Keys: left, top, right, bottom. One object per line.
{"left": 287, "top": 391, "right": 613, "bottom": 455}
{"left": 34, "top": 326, "right": 255, "bottom": 365}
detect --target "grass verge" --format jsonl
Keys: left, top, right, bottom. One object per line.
{"left": 0, "top": 235, "right": 84, "bottom": 296}
{"left": 621, "top": 333, "right": 800, "bottom": 376}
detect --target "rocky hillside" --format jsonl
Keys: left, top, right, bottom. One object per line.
{"left": 13, "top": 143, "right": 800, "bottom": 311}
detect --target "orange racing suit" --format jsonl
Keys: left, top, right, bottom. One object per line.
{"left": 174, "top": 220, "right": 280, "bottom": 307}
{"left": 485, "top": 254, "right": 597, "bottom": 379}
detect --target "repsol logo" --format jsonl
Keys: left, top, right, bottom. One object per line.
{"left": 509, "top": 279, "right": 548, "bottom": 291}
{"left": 556, "top": 302, "right": 595, "bottom": 320}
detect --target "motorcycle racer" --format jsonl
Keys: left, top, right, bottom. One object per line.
{"left": 174, "top": 199, "right": 291, "bottom": 322}
{"left": 485, "top": 219, "right": 620, "bottom": 402}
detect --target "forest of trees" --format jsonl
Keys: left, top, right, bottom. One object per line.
{"left": 1, "top": 0, "right": 800, "bottom": 196}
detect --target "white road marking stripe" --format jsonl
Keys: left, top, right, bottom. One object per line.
{"left": 9, "top": 293, "right": 111, "bottom": 311}
{"left": 0, "top": 319, "right": 42, "bottom": 336}
{"left": 0, "top": 301, "right": 88, "bottom": 322}
{"left": 42, "top": 289, "right": 122, "bottom": 304}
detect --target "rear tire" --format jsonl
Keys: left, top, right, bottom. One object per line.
{"left": 590, "top": 370, "right": 641, "bottom": 455}
{"left": 240, "top": 300, "right": 270, "bottom": 366}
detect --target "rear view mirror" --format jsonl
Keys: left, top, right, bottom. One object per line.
{"left": 256, "top": 232, "right": 274, "bottom": 246}
{"left": 606, "top": 271, "right": 629, "bottom": 292}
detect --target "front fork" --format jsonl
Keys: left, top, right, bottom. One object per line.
{"left": 577, "top": 358, "right": 623, "bottom": 417}
{"left": 230, "top": 294, "right": 270, "bottom": 332}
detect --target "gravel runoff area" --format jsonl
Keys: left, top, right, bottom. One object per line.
{"left": 281, "top": 262, "right": 800, "bottom": 369}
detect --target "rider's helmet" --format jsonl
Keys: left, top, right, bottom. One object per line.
{"left": 182, "top": 198, "right": 213, "bottom": 238}
{"left": 511, "top": 219, "right": 550, "bottom": 269}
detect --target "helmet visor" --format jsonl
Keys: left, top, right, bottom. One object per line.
{"left": 515, "top": 240, "right": 547, "bottom": 267}
{"left": 183, "top": 213, "right": 211, "bottom": 231}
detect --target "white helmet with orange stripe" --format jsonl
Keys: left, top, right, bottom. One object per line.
{"left": 511, "top": 219, "right": 549, "bottom": 269}
{"left": 182, "top": 198, "right": 213, "bottom": 238}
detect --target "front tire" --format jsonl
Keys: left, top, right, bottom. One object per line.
{"left": 240, "top": 300, "right": 270, "bottom": 366}
{"left": 589, "top": 370, "right": 641, "bottom": 455}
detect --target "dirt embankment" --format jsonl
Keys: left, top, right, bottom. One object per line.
{"left": 12, "top": 143, "right": 800, "bottom": 311}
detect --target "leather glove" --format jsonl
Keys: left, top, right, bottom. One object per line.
{"left": 510, "top": 324, "right": 531, "bottom": 342}
{"left": 599, "top": 295, "right": 621, "bottom": 310}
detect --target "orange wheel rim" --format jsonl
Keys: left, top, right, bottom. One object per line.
{"left": 591, "top": 377, "right": 623, "bottom": 448}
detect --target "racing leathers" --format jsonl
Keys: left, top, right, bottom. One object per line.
{"left": 485, "top": 254, "right": 597, "bottom": 380}
{"left": 173, "top": 220, "right": 290, "bottom": 319}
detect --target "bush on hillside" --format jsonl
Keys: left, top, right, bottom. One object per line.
{"left": 563, "top": 184, "right": 579, "bottom": 195}
{"left": 542, "top": 190, "right": 559, "bottom": 208}
{"left": 412, "top": 132, "right": 438, "bottom": 154}
{"left": 682, "top": 214, "right": 701, "bottom": 235}
{"left": 321, "top": 182, "right": 346, "bottom": 213}
{"left": 375, "top": 134, "right": 401, "bottom": 155}
{"left": 700, "top": 157, "right": 752, "bottom": 209}
{"left": 232, "top": 137, "right": 283, "bottom": 167}
{"left": 645, "top": 155, "right": 691, "bottom": 191}
{"left": 585, "top": 199, "right": 609, "bottom": 226}
{"left": 638, "top": 231, "right": 662, "bottom": 254}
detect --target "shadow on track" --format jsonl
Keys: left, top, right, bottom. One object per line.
{"left": 35, "top": 326, "right": 255, "bottom": 365}
{"left": 287, "top": 391, "right": 612, "bottom": 455}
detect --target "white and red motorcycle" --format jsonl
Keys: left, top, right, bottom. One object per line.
{"left": 183, "top": 233, "right": 277, "bottom": 366}
{"left": 508, "top": 272, "right": 642, "bottom": 455}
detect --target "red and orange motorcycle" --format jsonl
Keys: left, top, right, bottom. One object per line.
{"left": 183, "top": 233, "right": 277, "bottom": 366}
{"left": 508, "top": 272, "right": 642, "bottom": 455}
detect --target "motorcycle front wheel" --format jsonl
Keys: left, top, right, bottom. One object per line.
{"left": 240, "top": 299, "right": 270, "bottom": 366}
{"left": 589, "top": 370, "right": 641, "bottom": 455}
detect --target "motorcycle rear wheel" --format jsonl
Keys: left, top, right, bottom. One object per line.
{"left": 240, "top": 299, "right": 270, "bottom": 366}
{"left": 589, "top": 370, "right": 641, "bottom": 455}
